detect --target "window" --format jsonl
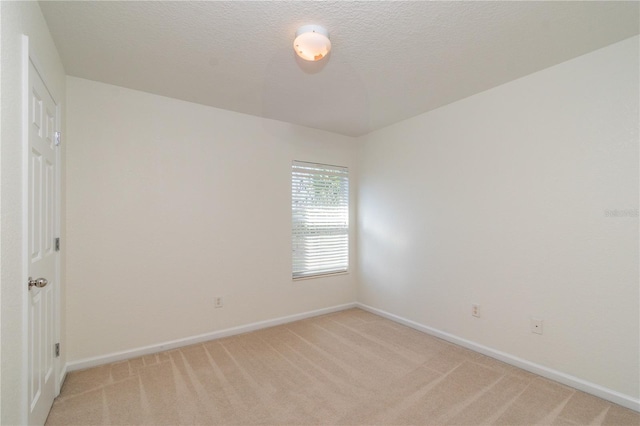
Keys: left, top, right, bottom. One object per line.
{"left": 292, "top": 161, "right": 349, "bottom": 279}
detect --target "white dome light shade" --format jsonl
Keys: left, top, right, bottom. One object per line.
{"left": 294, "top": 25, "right": 331, "bottom": 62}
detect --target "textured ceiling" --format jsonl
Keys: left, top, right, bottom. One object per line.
{"left": 40, "top": 1, "right": 639, "bottom": 137}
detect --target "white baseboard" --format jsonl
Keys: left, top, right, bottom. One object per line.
{"left": 356, "top": 303, "right": 640, "bottom": 413}
{"left": 58, "top": 364, "right": 67, "bottom": 392}
{"left": 66, "top": 303, "right": 356, "bottom": 373}
{"left": 63, "top": 301, "right": 639, "bottom": 413}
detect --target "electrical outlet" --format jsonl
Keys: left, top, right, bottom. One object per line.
{"left": 214, "top": 297, "right": 224, "bottom": 308}
{"left": 530, "top": 318, "right": 543, "bottom": 334}
{"left": 472, "top": 304, "right": 480, "bottom": 318}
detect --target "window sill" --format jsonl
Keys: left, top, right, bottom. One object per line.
{"left": 293, "top": 271, "right": 349, "bottom": 281}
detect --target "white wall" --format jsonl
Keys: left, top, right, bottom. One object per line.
{"left": 0, "top": 2, "right": 66, "bottom": 424}
{"left": 65, "top": 77, "right": 357, "bottom": 362}
{"left": 357, "top": 36, "right": 639, "bottom": 400}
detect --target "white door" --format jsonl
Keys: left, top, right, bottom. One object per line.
{"left": 27, "top": 59, "right": 59, "bottom": 426}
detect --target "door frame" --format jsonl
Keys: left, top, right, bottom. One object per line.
{"left": 21, "top": 34, "right": 63, "bottom": 423}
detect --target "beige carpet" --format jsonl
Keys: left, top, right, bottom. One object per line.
{"left": 47, "top": 308, "right": 639, "bottom": 425}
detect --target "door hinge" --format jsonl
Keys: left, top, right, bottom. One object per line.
{"left": 55, "top": 131, "right": 61, "bottom": 146}
{"left": 55, "top": 237, "right": 60, "bottom": 252}
{"left": 55, "top": 343, "right": 60, "bottom": 358}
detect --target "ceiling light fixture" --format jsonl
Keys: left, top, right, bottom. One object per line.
{"left": 293, "top": 25, "right": 331, "bottom": 62}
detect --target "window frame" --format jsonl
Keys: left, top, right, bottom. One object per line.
{"left": 291, "top": 160, "right": 349, "bottom": 280}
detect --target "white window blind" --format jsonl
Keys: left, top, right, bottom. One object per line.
{"left": 292, "top": 161, "right": 349, "bottom": 279}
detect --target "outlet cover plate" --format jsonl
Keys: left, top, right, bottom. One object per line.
{"left": 531, "top": 318, "right": 543, "bottom": 334}
{"left": 472, "top": 304, "right": 480, "bottom": 318}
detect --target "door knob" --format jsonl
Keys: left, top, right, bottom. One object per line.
{"left": 28, "top": 277, "right": 48, "bottom": 290}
